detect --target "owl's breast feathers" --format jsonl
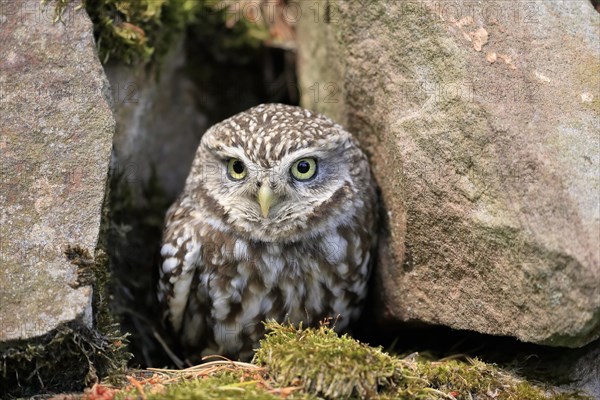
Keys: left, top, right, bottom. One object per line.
{"left": 158, "top": 195, "right": 375, "bottom": 358}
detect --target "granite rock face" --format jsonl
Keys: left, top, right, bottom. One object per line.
{"left": 0, "top": 0, "right": 114, "bottom": 390}
{"left": 297, "top": 0, "right": 600, "bottom": 348}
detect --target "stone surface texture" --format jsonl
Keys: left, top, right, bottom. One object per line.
{"left": 298, "top": 0, "right": 600, "bottom": 348}
{"left": 104, "top": 38, "right": 208, "bottom": 201}
{"left": 0, "top": 1, "right": 113, "bottom": 342}
{"left": 562, "top": 341, "right": 600, "bottom": 398}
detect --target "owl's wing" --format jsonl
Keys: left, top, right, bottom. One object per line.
{"left": 157, "top": 197, "right": 207, "bottom": 344}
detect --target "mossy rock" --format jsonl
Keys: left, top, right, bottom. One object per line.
{"left": 0, "top": 0, "right": 129, "bottom": 396}
{"left": 46, "top": 0, "right": 271, "bottom": 66}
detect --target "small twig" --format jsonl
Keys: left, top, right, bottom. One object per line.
{"left": 147, "top": 360, "right": 262, "bottom": 375}
{"left": 152, "top": 329, "right": 184, "bottom": 369}
{"left": 202, "top": 354, "right": 234, "bottom": 362}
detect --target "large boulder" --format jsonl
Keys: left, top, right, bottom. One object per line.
{"left": 0, "top": 0, "right": 121, "bottom": 395}
{"left": 297, "top": 0, "right": 599, "bottom": 347}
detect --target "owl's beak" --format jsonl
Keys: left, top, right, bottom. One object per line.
{"left": 257, "top": 185, "right": 275, "bottom": 218}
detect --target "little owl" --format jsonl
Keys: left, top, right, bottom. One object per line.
{"left": 158, "top": 103, "right": 377, "bottom": 359}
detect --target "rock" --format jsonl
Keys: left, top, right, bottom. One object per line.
{"left": 104, "top": 38, "right": 208, "bottom": 200}
{"left": 297, "top": 0, "right": 600, "bottom": 347}
{"left": 559, "top": 340, "right": 600, "bottom": 398}
{"left": 0, "top": 0, "right": 117, "bottom": 394}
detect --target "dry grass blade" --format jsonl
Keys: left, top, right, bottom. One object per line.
{"left": 147, "top": 358, "right": 263, "bottom": 375}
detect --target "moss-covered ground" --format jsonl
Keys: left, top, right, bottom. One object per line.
{"left": 75, "top": 322, "right": 589, "bottom": 400}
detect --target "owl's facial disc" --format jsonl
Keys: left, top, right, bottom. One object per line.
{"left": 200, "top": 143, "right": 352, "bottom": 242}
{"left": 188, "top": 103, "right": 369, "bottom": 242}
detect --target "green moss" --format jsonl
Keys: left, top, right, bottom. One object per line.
{"left": 115, "top": 370, "right": 313, "bottom": 400}
{"left": 254, "top": 321, "right": 404, "bottom": 399}
{"left": 92, "top": 168, "right": 134, "bottom": 386}
{"left": 147, "top": 374, "right": 278, "bottom": 400}
{"left": 0, "top": 324, "right": 128, "bottom": 397}
{"left": 43, "top": 0, "right": 200, "bottom": 65}
{"left": 43, "top": 0, "right": 272, "bottom": 66}
{"left": 412, "top": 358, "right": 554, "bottom": 400}
{"left": 65, "top": 244, "right": 97, "bottom": 288}
{"left": 51, "top": 322, "right": 589, "bottom": 399}
{"left": 253, "top": 322, "right": 590, "bottom": 400}
{"left": 45, "top": 0, "right": 73, "bottom": 22}
{"left": 86, "top": 0, "right": 200, "bottom": 65}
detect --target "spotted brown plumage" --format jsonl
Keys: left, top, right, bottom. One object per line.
{"left": 158, "top": 103, "right": 377, "bottom": 360}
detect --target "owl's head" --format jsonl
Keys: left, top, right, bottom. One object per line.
{"left": 185, "top": 104, "right": 374, "bottom": 243}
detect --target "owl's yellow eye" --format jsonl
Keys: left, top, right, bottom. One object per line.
{"left": 227, "top": 159, "right": 247, "bottom": 180}
{"left": 291, "top": 158, "right": 317, "bottom": 181}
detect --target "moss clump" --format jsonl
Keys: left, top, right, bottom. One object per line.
{"left": 254, "top": 321, "right": 404, "bottom": 398}
{"left": 98, "top": 361, "right": 315, "bottom": 400}
{"left": 0, "top": 324, "right": 128, "bottom": 397}
{"left": 143, "top": 374, "right": 279, "bottom": 400}
{"left": 114, "top": 371, "right": 310, "bottom": 400}
{"left": 43, "top": 0, "right": 201, "bottom": 65}
{"left": 65, "top": 244, "right": 97, "bottom": 288}
{"left": 411, "top": 358, "right": 590, "bottom": 400}
{"left": 253, "top": 322, "right": 590, "bottom": 400}
{"left": 86, "top": 0, "right": 201, "bottom": 64}
{"left": 44, "top": 0, "right": 278, "bottom": 66}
